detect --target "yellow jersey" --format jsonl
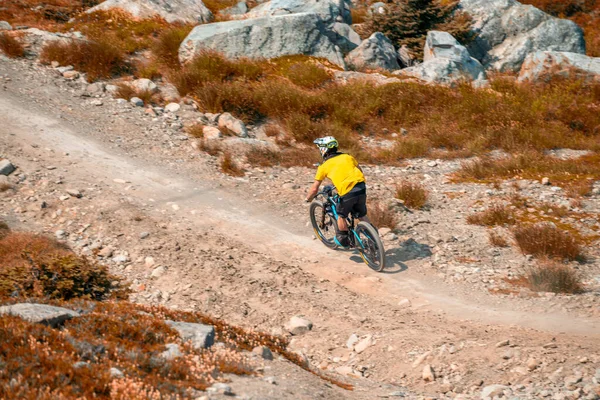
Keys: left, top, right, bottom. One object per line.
{"left": 315, "top": 154, "right": 365, "bottom": 196}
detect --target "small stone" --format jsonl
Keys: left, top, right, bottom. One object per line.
{"left": 527, "top": 357, "right": 539, "bottom": 371}
{"left": 55, "top": 230, "right": 66, "bottom": 239}
{"left": 263, "top": 376, "right": 277, "bottom": 385}
{"left": 542, "top": 177, "right": 551, "bottom": 185}
{"left": 0, "top": 21, "right": 13, "bottom": 30}
{"left": 422, "top": 364, "right": 435, "bottom": 382}
{"left": 145, "top": 257, "right": 155, "bottom": 267}
{"left": 164, "top": 102, "right": 181, "bottom": 113}
{"left": 63, "top": 70, "right": 79, "bottom": 80}
{"left": 140, "top": 232, "right": 150, "bottom": 239}
{"left": 56, "top": 66, "right": 73, "bottom": 73}
{"left": 427, "top": 160, "right": 438, "bottom": 167}
{"left": 66, "top": 189, "right": 82, "bottom": 198}
{"left": 130, "top": 97, "right": 144, "bottom": 107}
{"left": 59, "top": 195, "right": 70, "bottom": 201}
{"left": 397, "top": 298, "right": 411, "bottom": 308}
{"left": 0, "top": 159, "right": 15, "bottom": 176}
{"left": 110, "top": 367, "right": 124, "bottom": 379}
{"left": 354, "top": 335, "right": 373, "bottom": 354}
{"left": 202, "top": 126, "right": 222, "bottom": 139}
{"left": 98, "top": 247, "right": 114, "bottom": 258}
{"left": 285, "top": 315, "right": 313, "bottom": 336}
{"left": 206, "top": 383, "right": 232, "bottom": 395}
{"left": 73, "top": 361, "right": 89, "bottom": 369}
{"left": 346, "top": 333, "right": 359, "bottom": 349}
{"left": 252, "top": 346, "right": 273, "bottom": 360}
{"left": 112, "top": 254, "right": 129, "bottom": 264}
{"left": 90, "top": 99, "right": 103, "bottom": 106}
{"left": 496, "top": 340, "right": 510, "bottom": 348}
{"left": 160, "top": 343, "right": 182, "bottom": 360}
{"left": 481, "top": 384, "right": 510, "bottom": 399}
{"left": 151, "top": 266, "right": 167, "bottom": 278}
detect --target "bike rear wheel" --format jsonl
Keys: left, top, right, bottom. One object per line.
{"left": 309, "top": 201, "right": 337, "bottom": 249}
{"left": 354, "top": 222, "right": 386, "bottom": 272}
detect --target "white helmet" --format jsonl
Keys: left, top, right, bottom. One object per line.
{"left": 313, "top": 136, "right": 339, "bottom": 158}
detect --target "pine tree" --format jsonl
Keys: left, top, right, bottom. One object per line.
{"left": 366, "top": 0, "right": 474, "bottom": 61}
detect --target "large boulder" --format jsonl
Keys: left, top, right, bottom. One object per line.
{"left": 345, "top": 32, "right": 400, "bottom": 71}
{"left": 0, "top": 303, "right": 79, "bottom": 328}
{"left": 246, "top": 0, "right": 351, "bottom": 24}
{"left": 459, "top": 0, "right": 585, "bottom": 72}
{"left": 87, "top": 0, "right": 213, "bottom": 24}
{"left": 329, "top": 22, "right": 361, "bottom": 54}
{"left": 179, "top": 13, "right": 346, "bottom": 67}
{"left": 395, "top": 31, "right": 486, "bottom": 85}
{"left": 518, "top": 51, "right": 600, "bottom": 82}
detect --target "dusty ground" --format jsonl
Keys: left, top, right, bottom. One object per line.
{"left": 1, "top": 57, "right": 600, "bottom": 399}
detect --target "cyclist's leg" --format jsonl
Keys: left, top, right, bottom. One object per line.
{"left": 335, "top": 197, "right": 354, "bottom": 247}
{"left": 354, "top": 194, "right": 377, "bottom": 233}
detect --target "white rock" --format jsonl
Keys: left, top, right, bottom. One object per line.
{"left": 151, "top": 266, "right": 167, "bottom": 278}
{"left": 160, "top": 343, "right": 182, "bottom": 360}
{"left": 55, "top": 230, "right": 67, "bottom": 239}
{"left": 0, "top": 21, "right": 12, "bottom": 31}
{"left": 354, "top": 335, "right": 373, "bottom": 354}
{"left": 202, "top": 126, "right": 222, "bottom": 139}
{"left": 346, "top": 333, "right": 359, "bottom": 349}
{"left": 131, "top": 78, "right": 158, "bottom": 93}
{"left": 397, "top": 298, "right": 411, "bottom": 308}
{"left": 0, "top": 303, "right": 79, "bottom": 327}
{"left": 145, "top": 257, "right": 156, "bottom": 267}
{"left": 165, "top": 320, "right": 215, "bottom": 349}
{"left": 481, "top": 384, "right": 510, "bottom": 399}
{"left": 110, "top": 367, "right": 125, "bottom": 378}
{"left": 422, "top": 364, "right": 435, "bottom": 382}
{"left": 285, "top": 315, "right": 313, "bottom": 335}
{"left": 66, "top": 189, "right": 82, "bottom": 198}
{"left": 165, "top": 102, "right": 181, "bottom": 113}
{"left": 130, "top": 97, "right": 144, "bottom": 107}
{"left": 218, "top": 112, "right": 248, "bottom": 137}
{"left": 518, "top": 51, "right": 600, "bottom": 82}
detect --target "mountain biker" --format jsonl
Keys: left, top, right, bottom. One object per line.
{"left": 304, "top": 136, "right": 372, "bottom": 247}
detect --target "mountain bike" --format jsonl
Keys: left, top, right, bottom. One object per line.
{"left": 310, "top": 185, "right": 386, "bottom": 272}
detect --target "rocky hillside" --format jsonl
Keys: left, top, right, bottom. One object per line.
{"left": 1, "top": 0, "right": 600, "bottom": 399}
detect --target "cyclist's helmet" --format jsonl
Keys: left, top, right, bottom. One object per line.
{"left": 313, "top": 136, "right": 339, "bottom": 158}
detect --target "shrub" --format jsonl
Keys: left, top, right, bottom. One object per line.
{"left": 279, "top": 147, "right": 320, "bottom": 167}
{"left": 512, "top": 223, "right": 584, "bottom": 261}
{"left": 186, "top": 123, "right": 205, "bottom": 138}
{"left": 368, "top": 201, "right": 399, "bottom": 230}
{"left": 467, "top": 204, "right": 515, "bottom": 226}
{"left": 0, "top": 0, "right": 100, "bottom": 30}
{"left": 282, "top": 62, "right": 333, "bottom": 89}
{"left": 525, "top": 260, "right": 583, "bottom": 294}
{"left": 0, "top": 232, "right": 125, "bottom": 300}
{"left": 220, "top": 152, "right": 244, "bottom": 176}
{"left": 364, "top": 0, "right": 474, "bottom": 60}
{"left": 152, "top": 24, "right": 194, "bottom": 66}
{"left": 0, "top": 32, "right": 25, "bottom": 58}
{"left": 40, "top": 39, "right": 126, "bottom": 81}
{"left": 488, "top": 230, "right": 509, "bottom": 247}
{"left": 565, "top": 179, "right": 593, "bottom": 198}
{"left": 246, "top": 147, "right": 281, "bottom": 167}
{"left": 395, "top": 180, "right": 428, "bottom": 209}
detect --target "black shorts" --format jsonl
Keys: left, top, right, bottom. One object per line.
{"left": 336, "top": 182, "right": 367, "bottom": 219}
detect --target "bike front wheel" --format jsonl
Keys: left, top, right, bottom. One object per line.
{"left": 309, "top": 201, "right": 337, "bottom": 249}
{"left": 354, "top": 222, "right": 386, "bottom": 272}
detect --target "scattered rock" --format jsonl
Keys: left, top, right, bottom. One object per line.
{"left": 55, "top": 230, "right": 66, "bottom": 239}
{"left": 145, "top": 256, "right": 156, "bottom": 267}
{"left": 541, "top": 177, "right": 551, "bottom": 185}
{"left": 202, "top": 126, "right": 222, "bottom": 140}
{"left": 206, "top": 383, "right": 232, "bottom": 395}
{"left": 131, "top": 78, "right": 158, "bottom": 93}
{"left": 165, "top": 102, "right": 181, "bottom": 113}
{"left": 496, "top": 340, "right": 510, "bottom": 348}
{"left": 140, "top": 232, "right": 150, "bottom": 239}
{"left": 218, "top": 112, "right": 248, "bottom": 138}
{"left": 165, "top": 320, "right": 215, "bottom": 349}
{"left": 346, "top": 333, "right": 359, "bottom": 349}
{"left": 87, "top": 0, "right": 213, "bottom": 24}
{"left": 397, "top": 298, "right": 411, "bottom": 308}
{"left": 0, "top": 303, "right": 79, "bottom": 327}
{"left": 285, "top": 315, "right": 313, "bottom": 335}
{"left": 252, "top": 346, "right": 274, "bottom": 360}
{"left": 526, "top": 357, "right": 539, "bottom": 371}
{"left": 98, "top": 247, "right": 114, "bottom": 258}
{"left": 151, "top": 265, "right": 167, "bottom": 278}
{"left": 112, "top": 254, "right": 130, "bottom": 264}
{"left": 354, "top": 335, "right": 373, "bottom": 354}
{"left": 110, "top": 367, "right": 125, "bottom": 379}
{"left": 160, "top": 343, "right": 183, "bottom": 360}
{"left": 63, "top": 70, "right": 79, "bottom": 80}
{"left": 130, "top": 97, "right": 144, "bottom": 107}
{"left": 179, "top": 13, "right": 345, "bottom": 67}
{"left": 481, "top": 384, "right": 510, "bottom": 399}
{"left": 345, "top": 32, "right": 400, "bottom": 71}
{"left": 0, "top": 159, "right": 16, "bottom": 176}
{"left": 422, "top": 364, "right": 435, "bottom": 382}
{"left": 66, "top": 189, "right": 82, "bottom": 198}
{"left": 0, "top": 21, "right": 12, "bottom": 31}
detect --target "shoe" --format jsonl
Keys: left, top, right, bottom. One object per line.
{"left": 335, "top": 231, "right": 350, "bottom": 248}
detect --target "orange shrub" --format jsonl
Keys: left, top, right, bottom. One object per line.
{"left": 152, "top": 24, "right": 194, "bottom": 66}
{"left": 467, "top": 204, "right": 515, "bottom": 226}
{"left": 0, "top": 32, "right": 25, "bottom": 58}
{"left": 220, "top": 152, "right": 245, "bottom": 176}
{"left": 489, "top": 230, "right": 509, "bottom": 247}
{"left": 395, "top": 180, "right": 428, "bottom": 209}
{"left": 525, "top": 259, "right": 583, "bottom": 294}
{"left": 512, "top": 223, "right": 584, "bottom": 261}
{"left": 368, "top": 201, "right": 399, "bottom": 230}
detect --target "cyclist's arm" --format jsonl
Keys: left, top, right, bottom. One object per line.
{"left": 305, "top": 180, "right": 322, "bottom": 203}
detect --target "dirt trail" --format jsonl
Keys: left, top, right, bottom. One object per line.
{"left": 2, "top": 92, "right": 599, "bottom": 338}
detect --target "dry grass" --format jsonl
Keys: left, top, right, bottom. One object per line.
{"left": 395, "top": 181, "right": 428, "bottom": 210}
{"left": 467, "top": 204, "right": 515, "bottom": 226}
{"left": 186, "top": 124, "right": 205, "bottom": 139}
{"left": 220, "top": 152, "right": 245, "bottom": 177}
{"left": 152, "top": 24, "right": 194, "bottom": 66}
{"left": 0, "top": 0, "right": 100, "bottom": 30}
{"left": 0, "top": 221, "right": 9, "bottom": 240}
{"left": 40, "top": 39, "right": 127, "bottom": 81}
{"left": 350, "top": 7, "right": 369, "bottom": 24}
{"left": 525, "top": 259, "right": 584, "bottom": 294}
{"left": 281, "top": 62, "right": 333, "bottom": 89}
{"left": 0, "top": 32, "right": 25, "bottom": 58}
{"left": 64, "top": 10, "right": 168, "bottom": 54}
{"left": 0, "top": 232, "right": 126, "bottom": 300}
{"left": 0, "top": 182, "right": 13, "bottom": 193}
{"left": 246, "top": 147, "right": 281, "bottom": 167}
{"left": 512, "top": 223, "right": 585, "bottom": 262}
{"left": 367, "top": 201, "right": 398, "bottom": 230}
{"left": 565, "top": 179, "right": 594, "bottom": 198}
{"left": 488, "top": 230, "right": 509, "bottom": 247}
